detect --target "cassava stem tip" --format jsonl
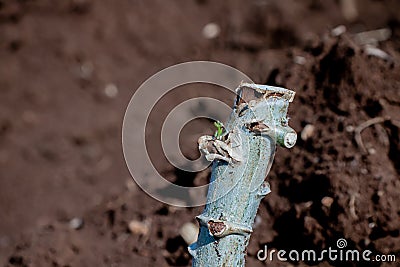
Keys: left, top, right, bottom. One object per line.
{"left": 192, "top": 83, "right": 296, "bottom": 266}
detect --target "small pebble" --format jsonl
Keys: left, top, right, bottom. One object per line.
{"left": 345, "top": 125, "right": 355, "bottom": 132}
{"left": 80, "top": 61, "right": 94, "bottom": 79}
{"left": 179, "top": 222, "right": 199, "bottom": 245}
{"left": 368, "top": 222, "right": 376, "bottom": 229}
{"left": 294, "top": 56, "right": 306, "bottom": 65}
{"left": 69, "top": 217, "right": 84, "bottom": 230}
{"left": 202, "top": 23, "right": 220, "bottom": 39}
{"left": 360, "top": 168, "right": 368, "bottom": 175}
{"left": 321, "top": 196, "right": 334, "bottom": 208}
{"left": 377, "top": 190, "right": 384, "bottom": 197}
{"left": 128, "top": 220, "right": 150, "bottom": 236}
{"left": 364, "top": 45, "right": 391, "bottom": 61}
{"left": 301, "top": 124, "right": 315, "bottom": 141}
{"left": 104, "top": 83, "right": 119, "bottom": 98}
{"left": 368, "top": 148, "right": 376, "bottom": 155}
{"left": 304, "top": 201, "right": 313, "bottom": 208}
{"left": 331, "top": 25, "right": 347, "bottom": 37}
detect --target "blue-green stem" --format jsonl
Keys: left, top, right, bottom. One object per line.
{"left": 191, "top": 83, "right": 296, "bottom": 266}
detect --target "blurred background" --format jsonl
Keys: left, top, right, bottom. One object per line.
{"left": 0, "top": 0, "right": 399, "bottom": 266}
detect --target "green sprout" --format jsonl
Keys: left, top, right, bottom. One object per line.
{"left": 213, "top": 120, "right": 225, "bottom": 139}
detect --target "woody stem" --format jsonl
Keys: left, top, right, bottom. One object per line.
{"left": 190, "top": 83, "right": 296, "bottom": 266}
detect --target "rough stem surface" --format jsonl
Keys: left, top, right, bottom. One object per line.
{"left": 191, "top": 83, "right": 296, "bottom": 266}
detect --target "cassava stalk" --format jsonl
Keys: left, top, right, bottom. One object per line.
{"left": 190, "top": 83, "right": 296, "bottom": 266}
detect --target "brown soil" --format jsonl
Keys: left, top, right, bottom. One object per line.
{"left": 1, "top": 0, "right": 399, "bottom": 266}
